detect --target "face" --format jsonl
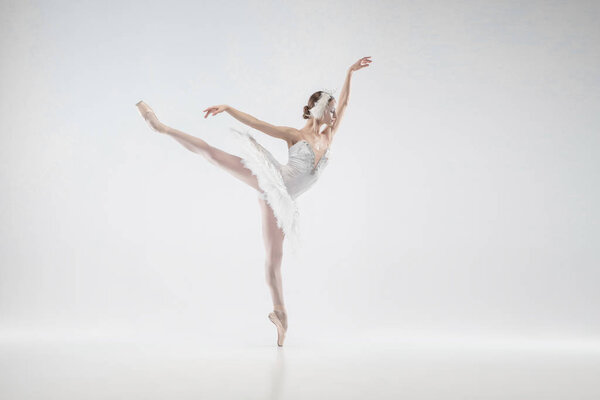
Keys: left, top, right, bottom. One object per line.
{"left": 322, "top": 100, "right": 337, "bottom": 127}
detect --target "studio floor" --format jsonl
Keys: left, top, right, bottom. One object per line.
{"left": 1, "top": 331, "right": 599, "bottom": 399}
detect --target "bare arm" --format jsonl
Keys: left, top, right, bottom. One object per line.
{"left": 337, "top": 69, "right": 353, "bottom": 107}
{"left": 331, "top": 69, "right": 352, "bottom": 135}
{"left": 331, "top": 56, "right": 372, "bottom": 136}
{"left": 203, "top": 104, "right": 296, "bottom": 142}
{"left": 227, "top": 106, "right": 296, "bottom": 142}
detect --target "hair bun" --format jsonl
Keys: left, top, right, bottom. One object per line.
{"left": 302, "top": 105, "right": 310, "bottom": 119}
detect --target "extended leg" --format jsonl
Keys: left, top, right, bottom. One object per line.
{"left": 136, "top": 101, "right": 262, "bottom": 192}
{"left": 258, "top": 196, "right": 288, "bottom": 339}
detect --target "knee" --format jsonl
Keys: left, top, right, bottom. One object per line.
{"left": 264, "top": 254, "right": 282, "bottom": 280}
{"left": 203, "top": 148, "right": 218, "bottom": 164}
{"left": 264, "top": 266, "right": 281, "bottom": 286}
{"left": 265, "top": 247, "right": 283, "bottom": 266}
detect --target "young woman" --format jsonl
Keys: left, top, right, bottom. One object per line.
{"left": 135, "top": 56, "right": 372, "bottom": 346}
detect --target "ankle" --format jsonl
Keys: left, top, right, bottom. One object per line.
{"left": 273, "top": 304, "right": 286, "bottom": 312}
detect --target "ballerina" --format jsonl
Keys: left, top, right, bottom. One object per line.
{"left": 135, "top": 56, "right": 372, "bottom": 346}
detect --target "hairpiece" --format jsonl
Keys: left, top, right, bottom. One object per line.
{"left": 309, "top": 91, "right": 334, "bottom": 120}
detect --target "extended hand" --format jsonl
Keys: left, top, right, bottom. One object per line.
{"left": 203, "top": 105, "right": 228, "bottom": 119}
{"left": 349, "top": 56, "right": 372, "bottom": 72}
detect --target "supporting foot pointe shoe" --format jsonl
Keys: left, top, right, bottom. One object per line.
{"left": 268, "top": 311, "right": 287, "bottom": 347}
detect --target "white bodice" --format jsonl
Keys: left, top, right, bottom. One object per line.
{"left": 229, "top": 127, "right": 332, "bottom": 254}
{"left": 281, "top": 140, "right": 331, "bottom": 199}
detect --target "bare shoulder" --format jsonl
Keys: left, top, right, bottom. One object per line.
{"left": 285, "top": 127, "right": 303, "bottom": 148}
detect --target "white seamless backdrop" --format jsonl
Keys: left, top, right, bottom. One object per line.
{"left": 0, "top": 0, "right": 599, "bottom": 347}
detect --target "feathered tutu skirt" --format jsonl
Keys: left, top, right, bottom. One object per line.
{"left": 230, "top": 128, "right": 302, "bottom": 254}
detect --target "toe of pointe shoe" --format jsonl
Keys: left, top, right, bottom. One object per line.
{"left": 135, "top": 101, "right": 156, "bottom": 118}
{"left": 268, "top": 312, "right": 287, "bottom": 347}
{"left": 135, "top": 100, "right": 149, "bottom": 109}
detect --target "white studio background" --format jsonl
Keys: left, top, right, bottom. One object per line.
{"left": 1, "top": 0, "right": 599, "bottom": 348}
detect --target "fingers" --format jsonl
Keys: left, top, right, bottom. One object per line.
{"left": 358, "top": 56, "right": 372, "bottom": 69}
{"left": 203, "top": 106, "right": 215, "bottom": 118}
{"left": 203, "top": 106, "right": 222, "bottom": 118}
{"left": 351, "top": 56, "right": 372, "bottom": 71}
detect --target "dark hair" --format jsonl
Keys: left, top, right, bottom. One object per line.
{"left": 303, "top": 91, "right": 335, "bottom": 119}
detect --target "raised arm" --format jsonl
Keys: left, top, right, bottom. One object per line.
{"left": 203, "top": 104, "right": 296, "bottom": 143}
{"left": 331, "top": 56, "right": 372, "bottom": 136}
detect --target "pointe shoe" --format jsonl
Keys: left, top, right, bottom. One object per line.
{"left": 135, "top": 100, "right": 163, "bottom": 133}
{"left": 268, "top": 311, "right": 287, "bottom": 347}
{"left": 135, "top": 100, "right": 156, "bottom": 119}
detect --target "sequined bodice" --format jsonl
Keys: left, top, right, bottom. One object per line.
{"left": 289, "top": 140, "right": 330, "bottom": 171}
{"left": 280, "top": 140, "right": 331, "bottom": 199}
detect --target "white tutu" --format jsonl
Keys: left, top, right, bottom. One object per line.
{"left": 230, "top": 128, "right": 302, "bottom": 254}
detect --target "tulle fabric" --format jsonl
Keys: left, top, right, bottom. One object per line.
{"left": 230, "top": 128, "right": 302, "bottom": 254}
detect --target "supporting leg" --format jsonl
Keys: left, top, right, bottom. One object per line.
{"left": 258, "top": 196, "right": 288, "bottom": 345}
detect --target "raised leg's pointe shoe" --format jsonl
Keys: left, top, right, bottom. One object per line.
{"left": 135, "top": 101, "right": 163, "bottom": 133}
{"left": 268, "top": 311, "right": 287, "bottom": 347}
{"left": 135, "top": 100, "right": 155, "bottom": 119}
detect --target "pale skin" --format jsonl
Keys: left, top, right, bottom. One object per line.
{"left": 135, "top": 56, "right": 372, "bottom": 342}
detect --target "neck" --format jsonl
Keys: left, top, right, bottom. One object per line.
{"left": 301, "top": 118, "right": 327, "bottom": 138}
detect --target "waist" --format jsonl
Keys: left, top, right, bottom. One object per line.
{"left": 281, "top": 166, "right": 319, "bottom": 198}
